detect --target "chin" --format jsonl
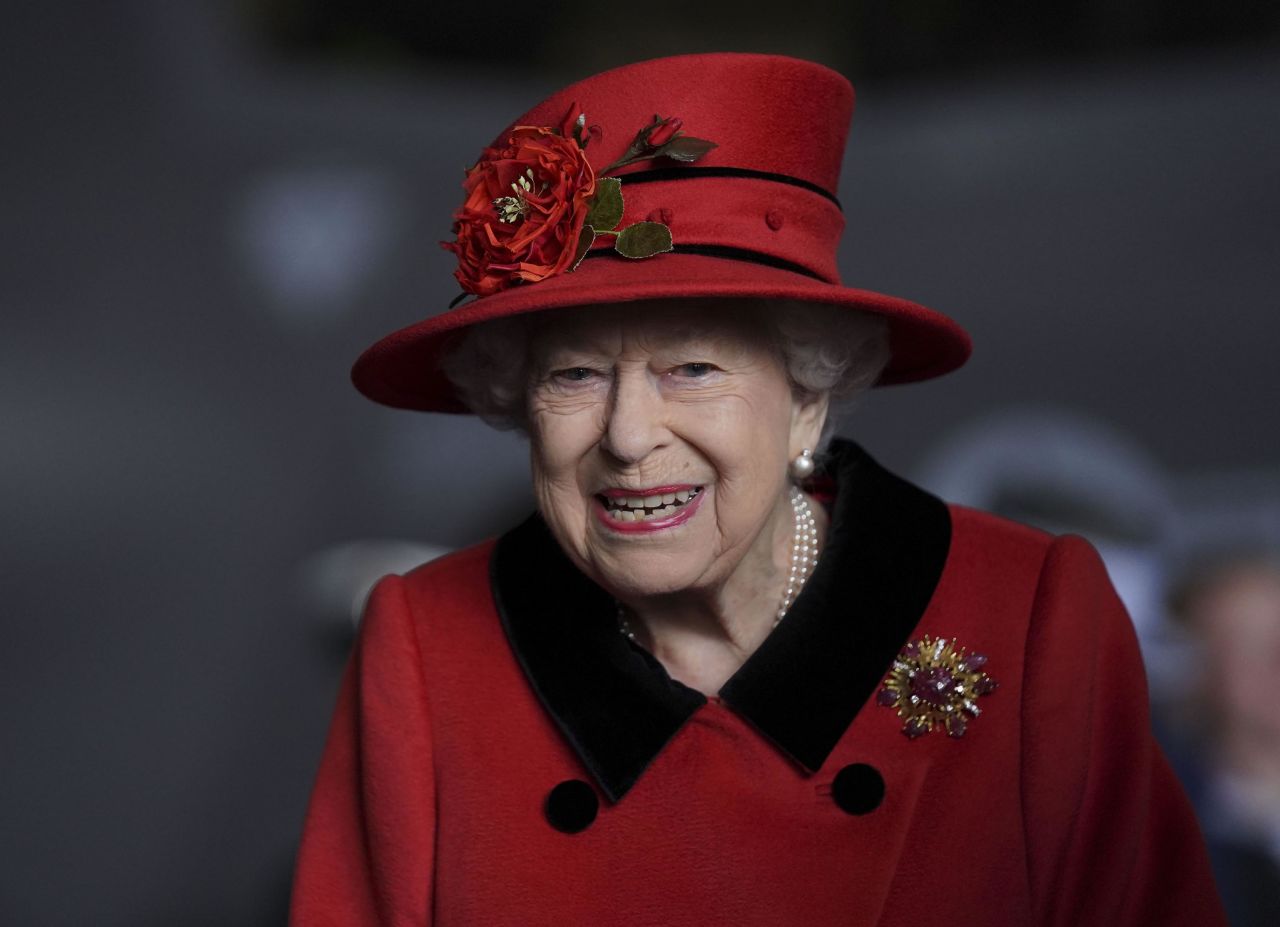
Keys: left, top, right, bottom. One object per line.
{"left": 595, "top": 553, "right": 707, "bottom": 601}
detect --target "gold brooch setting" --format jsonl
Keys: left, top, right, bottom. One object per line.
{"left": 877, "top": 636, "right": 998, "bottom": 739}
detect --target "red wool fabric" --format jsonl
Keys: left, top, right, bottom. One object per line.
{"left": 288, "top": 507, "right": 1226, "bottom": 926}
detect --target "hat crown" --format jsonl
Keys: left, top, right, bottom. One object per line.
{"left": 500, "top": 53, "right": 854, "bottom": 200}
{"left": 475, "top": 53, "right": 854, "bottom": 287}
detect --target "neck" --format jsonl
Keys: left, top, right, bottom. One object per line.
{"left": 619, "top": 487, "right": 827, "bottom": 695}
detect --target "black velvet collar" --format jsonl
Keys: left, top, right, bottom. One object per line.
{"left": 490, "top": 439, "right": 951, "bottom": 802}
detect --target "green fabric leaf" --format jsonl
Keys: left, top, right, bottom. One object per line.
{"left": 658, "top": 136, "right": 718, "bottom": 162}
{"left": 569, "top": 225, "right": 596, "bottom": 271}
{"left": 614, "top": 222, "right": 673, "bottom": 259}
{"left": 585, "top": 178, "right": 624, "bottom": 231}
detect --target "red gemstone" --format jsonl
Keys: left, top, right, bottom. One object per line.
{"left": 909, "top": 666, "right": 955, "bottom": 707}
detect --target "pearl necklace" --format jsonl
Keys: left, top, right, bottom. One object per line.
{"left": 778, "top": 485, "right": 819, "bottom": 620}
{"left": 617, "top": 485, "right": 820, "bottom": 642}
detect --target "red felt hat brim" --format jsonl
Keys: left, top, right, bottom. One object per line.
{"left": 351, "top": 252, "right": 972, "bottom": 413}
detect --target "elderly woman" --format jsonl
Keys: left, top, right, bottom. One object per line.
{"left": 289, "top": 55, "right": 1225, "bottom": 926}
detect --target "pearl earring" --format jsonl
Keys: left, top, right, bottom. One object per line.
{"left": 790, "top": 448, "right": 815, "bottom": 480}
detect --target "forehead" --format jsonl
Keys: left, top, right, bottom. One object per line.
{"left": 530, "top": 300, "right": 773, "bottom": 353}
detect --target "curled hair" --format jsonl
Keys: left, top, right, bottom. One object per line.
{"left": 440, "top": 299, "right": 891, "bottom": 440}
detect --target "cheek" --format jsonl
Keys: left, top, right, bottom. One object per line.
{"left": 528, "top": 406, "right": 604, "bottom": 513}
{"left": 678, "top": 390, "right": 793, "bottom": 519}
{"left": 706, "top": 382, "right": 794, "bottom": 459}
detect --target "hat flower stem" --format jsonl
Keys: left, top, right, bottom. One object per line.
{"left": 575, "top": 113, "right": 718, "bottom": 262}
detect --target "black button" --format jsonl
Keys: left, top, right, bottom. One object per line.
{"left": 831, "top": 763, "right": 885, "bottom": 815}
{"left": 544, "top": 779, "right": 599, "bottom": 833}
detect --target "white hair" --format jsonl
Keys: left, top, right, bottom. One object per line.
{"left": 440, "top": 298, "right": 891, "bottom": 445}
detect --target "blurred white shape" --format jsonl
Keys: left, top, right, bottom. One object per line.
{"left": 914, "top": 405, "right": 1180, "bottom": 690}
{"left": 915, "top": 405, "right": 1171, "bottom": 539}
{"left": 298, "top": 538, "right": 451, "bottom": 630}
{"left": 234, "top": 165, "right": 403, "bottom": 322}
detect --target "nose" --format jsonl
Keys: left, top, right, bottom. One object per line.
{"left": 600, "top": 367, "right": 668, "bottom": 465}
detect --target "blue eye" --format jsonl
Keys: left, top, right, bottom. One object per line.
{"left": 675, "top": 362, "right": 715, "bottom": 377}
{"left": 554, "top": 367, "right": 596, "bottom": 382}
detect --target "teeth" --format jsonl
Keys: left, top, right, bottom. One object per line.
{"left": 601, "top": 486, "right": 703, "bottom": 522}
{"left": 611, "top": 504, "right": 678, "bottom": 522}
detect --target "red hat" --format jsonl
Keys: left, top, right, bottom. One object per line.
{"left": 352, "top": 53, "right": 971, "bottom": 412}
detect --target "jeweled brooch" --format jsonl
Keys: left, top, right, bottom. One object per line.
{"left": 876, "top": 636, "right": 997, "bottom": 739}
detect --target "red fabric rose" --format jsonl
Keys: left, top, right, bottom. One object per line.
{"left": 443, "top": 126, "right": 596, "bottom": 297}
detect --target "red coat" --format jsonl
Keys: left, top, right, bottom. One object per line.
{"left": 289, "top": 441, "right": 1226, "bottom": 926}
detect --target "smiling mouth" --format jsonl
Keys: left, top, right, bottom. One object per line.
{"left": 597, "top": 487, "right": 704, "bottom": 523}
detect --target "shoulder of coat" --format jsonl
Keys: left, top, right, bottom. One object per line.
{"left": 942, "top": 504, "right": 1057, "bottom": 588}
{"left": 399, "top": 537, "right": 498, "bottom": 598}
{"left": 948, "top": 503, "right": 1054, "bottom": 550}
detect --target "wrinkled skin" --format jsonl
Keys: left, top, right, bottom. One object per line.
{"left": 524, "top": 301, "right": 829, "bottom": 693}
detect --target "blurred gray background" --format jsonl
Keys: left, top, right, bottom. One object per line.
{"left": 3, "top": 1, "right": 1277, "bottom": 924}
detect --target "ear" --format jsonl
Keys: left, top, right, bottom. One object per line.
{"left": 788, "top": 389, "right": 830, "bottom": 458}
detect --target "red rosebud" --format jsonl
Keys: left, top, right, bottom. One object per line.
{"left": 558, "top": 101, "right": 584, "bottom": 139}
{"left": 647, "top": 117, "right": 682, "bottom": 148}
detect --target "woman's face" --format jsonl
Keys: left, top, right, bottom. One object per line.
{"left": 526, "top": 301, "right": 827, "bottom": 602}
